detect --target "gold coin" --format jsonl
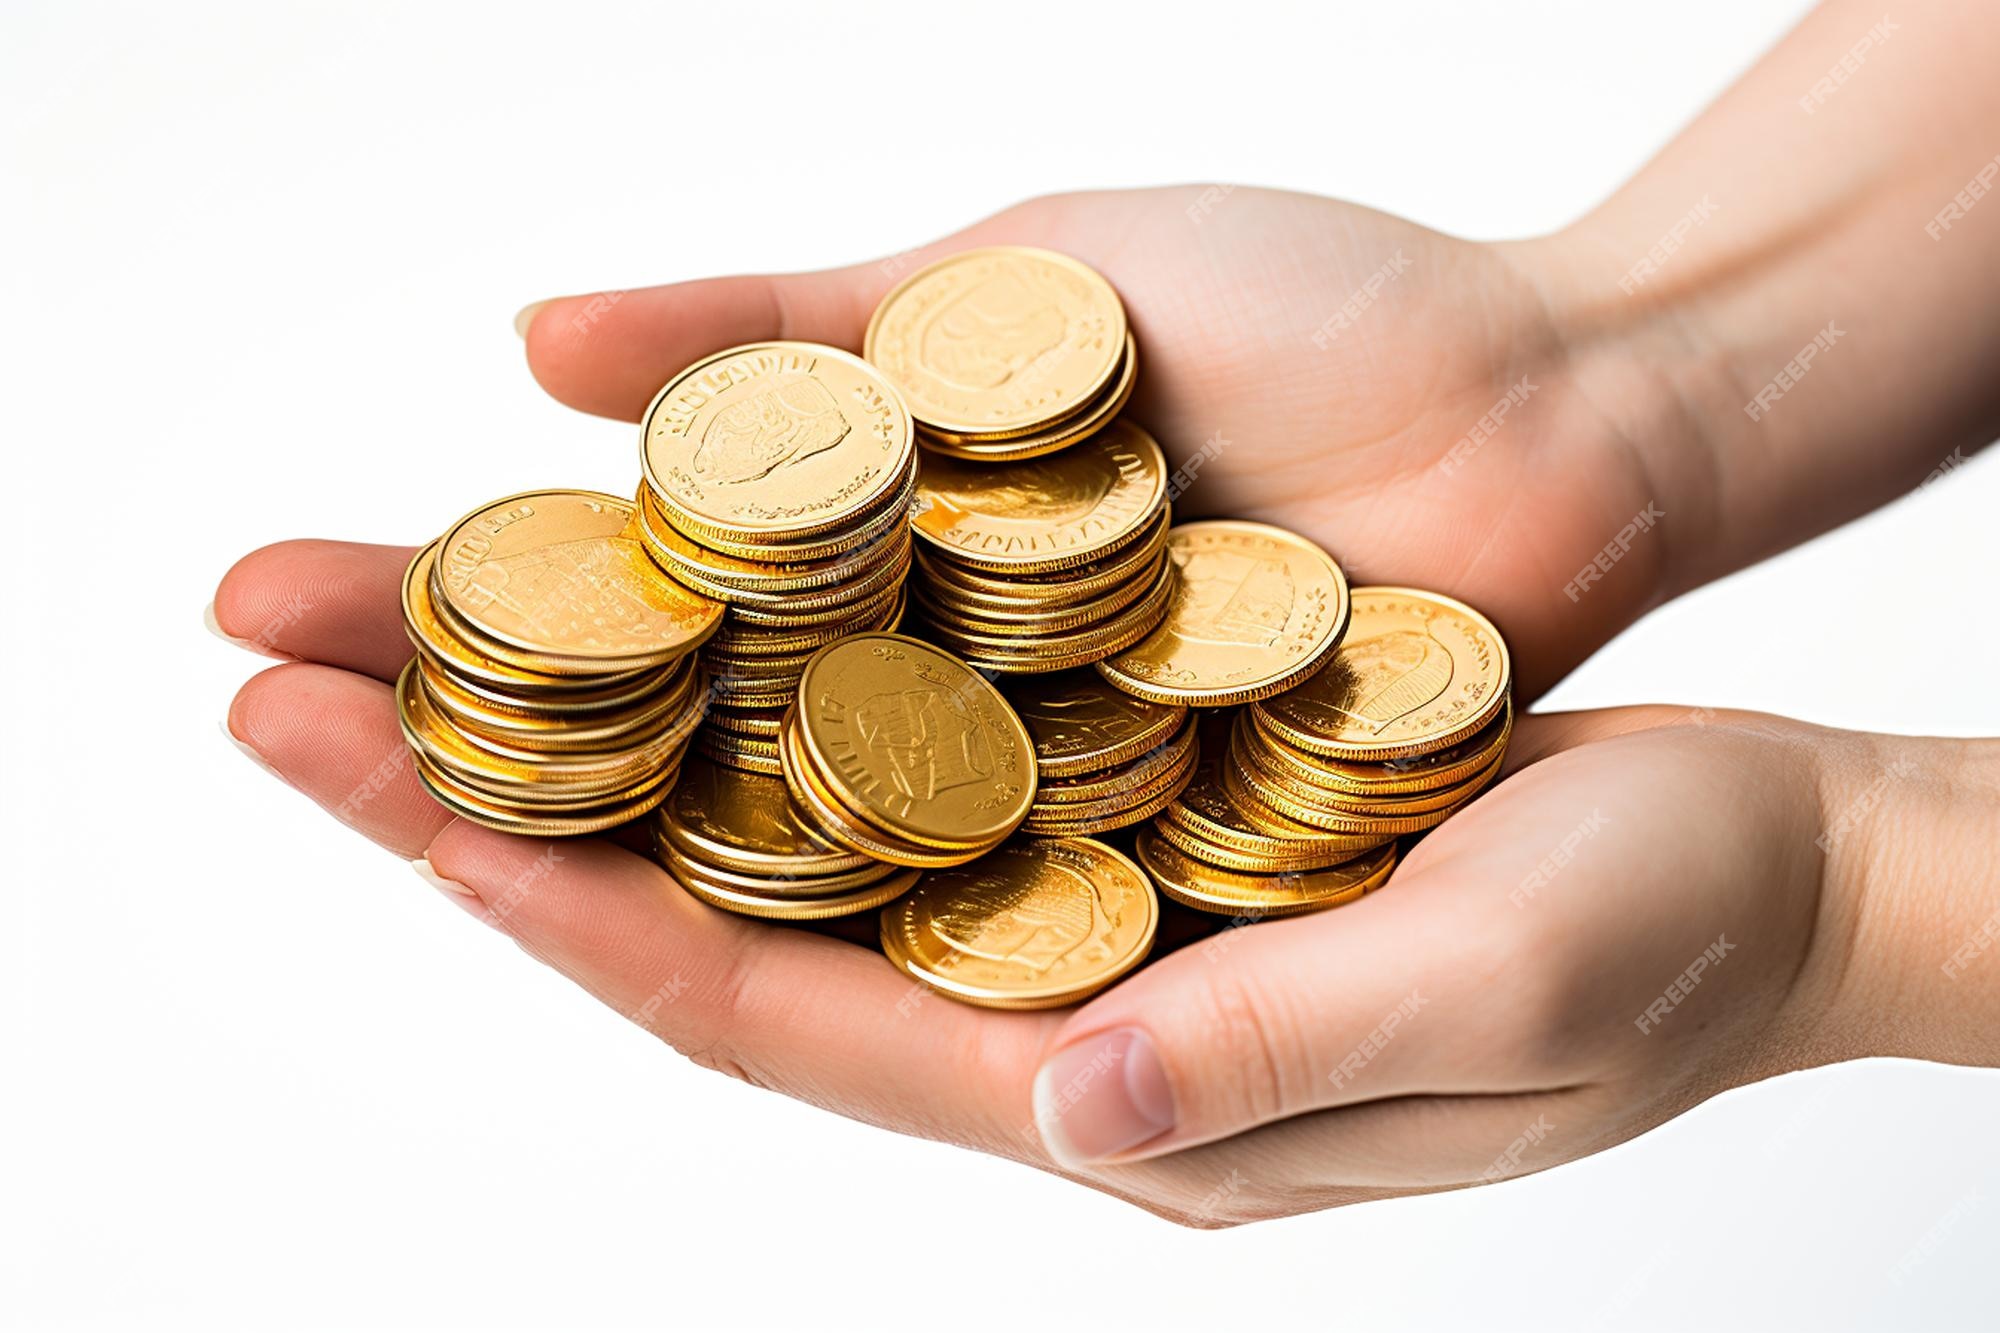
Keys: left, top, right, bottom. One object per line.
{"left": 1160, "top": 721, "right": 1386, "bottom": 865}
{"left": 1019, "top": 745, "right": 1195, "bottom": 836}
{"left": 1031, "top": 713, "right": 1195, "bottom": 805}
{"left": 794, "top": 633, "right": 1036, "bottom": 851}
{"left": 878, "top": 837, "right": 1157, "bottom": 1010}
{"left": 666, "top": 860, "right": 919, "bottom": 922}
{"left": 1223, "top": 736, "right": 1479, "bottom": 836}
{"left": 914, "top": 505, "right": 1169, "bottom": 607}
{"left": 431, "top": 490, "right": 722, "bottom": 674}
{"left": 705, "top": 704, "right": 786, "bottom": 739}
{"left": 636, "top": 458, "right": 917, "bottom": 567}
{"left": 1135, "top": 827, "right": 1397, "bottom": 919}
{"left": 653, "top": 836, "right": 893, "bottom": 898}
{"left": 636, "top": 493, "right": 912, "bottom": 598}
{"left": 915, "top": 334, "right": 1138, "bottom": 462}
{"left": 657, "top": 754, "right": 872, "bottom": 877}
{"left": 864, "top": 246, "right": 1127, "bottom": 440}
{"left": 778, "top": 711, "right": 985, "bottom": 869}
{"left": 420, "top": 654, "right": 697, "bottom": 752}
{"left": 412, "top": 750, "right": 678, "bottom": 835}
{"left": 640, "top": 341, "right": 914, "bottom": 547}
{"left": 1008, "top": 670, "right": 1188, "bottom": 778}
{"left": 913, "top": 551, "right": 1164, "bottom": 636}
{"left": 1248, "top": 699, "right": 1513, "bottom": 796}
{"left": 1253, "top": 586, "right": 1510, "bottom": 760}
{"left": 1097, "top": 520, "right": 1350, "bottom": 707}
{"left": 911, "top": 419, "right": 1165, "bottom": 576}
{"left": 696, "top": 728, "right": 784, "bottom": 776}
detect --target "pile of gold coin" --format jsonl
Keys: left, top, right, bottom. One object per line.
{"left": 633, "top": 341, "right": 918, "bottom": 752}
{"left": 650, "top": 754, "right": 920, "bottom": 920}
{"left": 906, "top": 421, "right": 1176, "bottom": 673}
{"left": 865, "top": 246, "right": 1137, "bottom": 462}
{"left": 1010, "top": 672, "right": 1195, "bottom": 836}
{"left": 383, "top": 245, "right": 1523, "bottom": 1014}
{"left": 395, "top": 489, "right": 722, "bottom": 835}
{"left": 775, "top": 633, "right": 1039, "bottom": 870}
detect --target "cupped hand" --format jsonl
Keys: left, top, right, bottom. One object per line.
{"left": 210, "top": 540, "right": 1859, "bottom": 1224}
{"left": 518, "top": 186, "right": 1672, "bottom": 699}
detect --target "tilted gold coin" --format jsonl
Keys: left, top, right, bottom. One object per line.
{"left": 1135, "top": 827, "right": 1398, "bottom": 919}
{"left": 640, "top": 341, "right": 914, "bottom": 547}
{"left": 432, "top": 490, "right": 722, "bottom": 674}
{"left": 411, "top": 748, "right": 679, "bottom": 835}
{"left": 1008, "top": 670, "right": 1189, "bottom": 778}
{"left": 1253, "top": 586, "right": 1510, "bottom": 761}
{"left": 778, "top": 711, "right": 984, "bottom": 869}
{"left": 879, "top": 837, "right": 1158, "bottom": 1010}
{"left": 914, "top": 505, "right": 1169, "bottom": 607}
{"left": 911, "top": 418, "right": 1166, "bottom": 574}
{"left": 653, "top": 837, "right": 894, "bottom": 898}
{"left": 657, "top": 754, "right": 872, "bottom": 877}
{"left": 794, "top": 633, "right": 1036, "bottom": 851}
{"left": 1020, "top": 744, "right": 1195, "bottom": 836}
{"left": 1248, "top": 698, "right": 1513, "bottom": 796}
{"left": 1031, "top": 713, "right": 1196, "bottom": 805}
{"left": 864, "top": 246, "right": 1127, "bottom": 439}
{"left": 1097, "top": 520, "right": 1350, "bottom": 708}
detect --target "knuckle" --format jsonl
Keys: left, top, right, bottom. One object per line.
{"left": 1178, "top": 967, "right": 1312, "bottom": 1126}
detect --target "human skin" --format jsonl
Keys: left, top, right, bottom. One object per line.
{"left": 211, "top": 0, "right": 2000, "bottom": 1224}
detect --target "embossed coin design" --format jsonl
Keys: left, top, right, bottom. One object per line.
{"left": 641, "top": 341, "right": 914, "bottom": 546}
{"left": 1254, "top": 586, "right": 1510, "bottom": 759}
{"left": 865, "top": 246, "right": 1127, "bottom": 440}
{"left": 1097, "top": 520, "right": 1350, "bottom": 707}
{"left": 794, "top": 633, "right": 1036, "bottom": 851}
{"left": 879, "top": 837, "right": 1158, "bottom": 1010}
{"left": 434, "top": 489, "right": 722, "bottom": 673}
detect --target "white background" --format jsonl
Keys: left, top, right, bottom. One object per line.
{"left": 7, "top": 1, "right": 1999, "bottom": 1329}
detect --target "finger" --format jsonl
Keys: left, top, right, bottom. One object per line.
{"left": 418, "top": 821, "right": 1062, "bottom": 1160}
{"left": 211, "top": 540, "right": 417, "bottom": 682}
{"left": 227, "top": 662, "right": 452, "bottom": 858}
{"left": 517, "top": 192, "right": 1127, "bottom": 422}
{"left": 1501, "top": 703, "right": 1726, "bottom": 773}
{"left": 1029, "top": 855, "right": 1546, "bottom": 1169}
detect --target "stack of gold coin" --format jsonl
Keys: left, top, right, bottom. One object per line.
{"left": 396, "top": 489, "right": 723, "bottom": 835}
{"left": 1009, "top": 671, "right": 1196, "bottom": 835}
{"left": 649, "top": 754, "right": 919, "bottom": 920}
{"left": 865, "top": 246, "right": 1136, "bottom": 462}
{"left": 778, "top": 633, "right": 1038, "bottom": 869}
{"left": 1229, "top": 588, "right": 1512, "bottom": 837}
{"left": 881, "top": 837, "right": 1158, "bottom": 1009}
{"left": 1138, "top": 714, "right": 1399, "bottom": 918}
{"left": 634, "top": 341, "right": 918, "bottom": 745}
{"left": 905, "top": 420, "right": 1176, "bottom": 673}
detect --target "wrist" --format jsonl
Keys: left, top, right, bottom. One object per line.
{"left": 1795, "top": 731, "right": 2000, "bottom": 1070}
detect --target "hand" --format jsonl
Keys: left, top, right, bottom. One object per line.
{"left": 516, "top": 186, "right": 1675, "bottom": 698}
{"left": 205, "top": 549, "right": 2000, "bottom": 1226}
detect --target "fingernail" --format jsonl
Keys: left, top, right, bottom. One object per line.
{"left": 222, "top": 723, "right": 288, "bottom": 785}
{"left": 204, "top": 601, "right": 296, "bottom": 661}
{"left": 412, "top": 856, "right": 479, "bottom": 897}
{"left": 1032, "top": 1027, "right": 1176, "bottom": 1168}
{"left": 513, "top": 300, "right": 550, "bottom": 339}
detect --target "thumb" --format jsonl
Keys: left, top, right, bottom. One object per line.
{"left": 1029, "top": 869, "right": 1522, "bottom": 1170}
{"left": 514, "top": 193, "right": 1113, "bottom": 423}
